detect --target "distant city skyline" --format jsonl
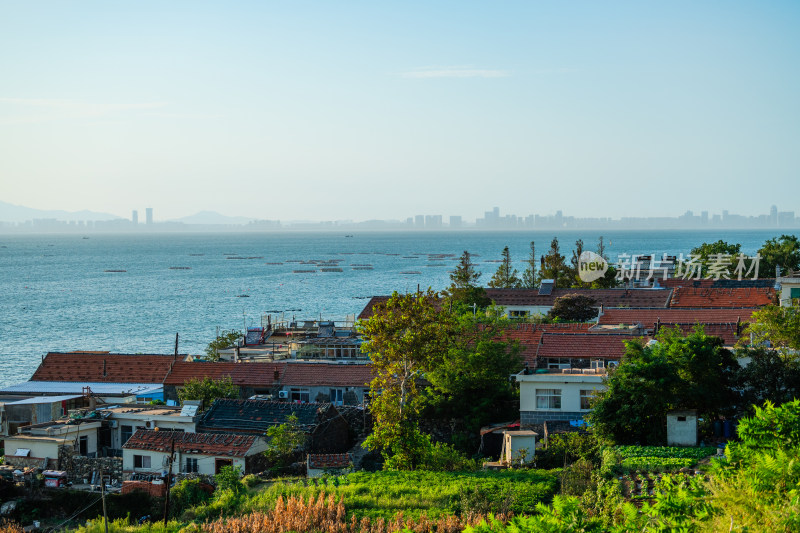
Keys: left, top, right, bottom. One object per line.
{"left": 2, "top": 201, "right": 798, "bottom": 233}
{"left": 2, "top": 2, "right": 799, "bottom": 220}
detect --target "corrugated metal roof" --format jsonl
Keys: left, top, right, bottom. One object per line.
{"left": 0, "top": 381, "right": 163, "bottom": 396}
{"left": 3, "top": 394, "right": 83, "bottom": 405}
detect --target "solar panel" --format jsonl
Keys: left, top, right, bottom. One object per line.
{"left": 538, "top": 280, "right": 555, "bottom": 296}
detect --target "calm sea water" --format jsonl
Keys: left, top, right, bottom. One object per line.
{"left": 0, "top": 229, "right": 789, "bottom": 388}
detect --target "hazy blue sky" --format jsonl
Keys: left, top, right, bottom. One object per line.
{"left": 1, "top": 1, "right": 798, "bottom": 222}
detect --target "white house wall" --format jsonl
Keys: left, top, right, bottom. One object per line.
{"left": 517, "top": 373, "right": 605, "bottom": 425}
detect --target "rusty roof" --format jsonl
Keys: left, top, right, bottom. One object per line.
{"left": 163, "top": 361, "right": 286, "bottom": 386}
{"left": 31, "top": 352, "right": 176, "bottom": 383}
{"left": 597, "top": 307, "right": 758, "bottom": 326}
{"left": 122, "top": 429, "right": 258, "bottom": 457}
{"left": 281, "top": 362, "right": 374, "bottom": 388}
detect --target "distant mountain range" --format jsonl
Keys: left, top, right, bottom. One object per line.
{"left": 0, "top": 201, "right": 122, "bottom": 223}
{"left": 0, "top": 201, "right": 256, "bottom": 225}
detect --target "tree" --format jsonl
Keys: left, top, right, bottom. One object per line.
{"left": 205, "top": 330, "right": 243, "bottom": 361}
{"left": 758, "top": 234, "right": 800, "bottom": 277}
{"left": 423, "top": 309, "right": 523, "bottom": 440}
{"left": 734, "top": 347, "right": 800, "bottom": 414}
{"left": 589, "top": 327, "right": 739, "bottom": 444}
{"left": 690, "top": 240, "right": 742, "bottom": 277}
{"left": 358, "top": 289, "right": 456, "bottom": 469}
{"left": 177, "top": 375, "right": 240, "bottom": 409}
{"left": 214, "top": 465, "right": 244, "bottom": 494}
{"left": 744, "top": 305, "right": 800, "bottom": 351}
{"left": 264, "top": 413, "right": 306, "bottom": 467}
{"left": 521, "top": 241, "right": 537, "bottom": 288}
{"left": 445, "top": 251, "right": 490, "bottom": 308}
{"left": 537, "top": 237, "right": 574, "bottom": 288}
{"left": 488, "top": 246, "right": 521, "bottom": 288}
{"left": 547, "top": 294, "right": 599, "bottom": 322}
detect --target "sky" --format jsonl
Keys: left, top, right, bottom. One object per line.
{"left": 1, "top": 1, "right": 799, "bottom": 222}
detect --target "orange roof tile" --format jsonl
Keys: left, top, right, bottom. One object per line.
{"left": 122, "top": 430, "right": 258, "bottom": 457}
{"left": 163, "top": 361, "right": 285, "bottom": 386}
{"left": 598, "top": 308, "right": 758, "bottom": 326}
{"left": 535, "top": 333, "right": 639, "bottom": 361}
{"left": 669, "top": 287, "right": 775, "bottom": 308}
{"left": 31, "top": 352, "right": 176, "bottom": 383}
{"left": 281, "top": 363, "right": 374, "bottom": 388}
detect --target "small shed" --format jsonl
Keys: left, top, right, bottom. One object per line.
{"left": 42, "top": 470, "right": 68, "bottom": 488}
{"left": 667, "top": 410, "right": 698, "bottom": 446}
{"left": 501, "top": 430, "right": 538, "bottom": 466}
{"left": 306, "top": 453, "right": 353, "bottom": 477}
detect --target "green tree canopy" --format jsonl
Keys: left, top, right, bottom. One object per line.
{"left": 444, "top": 251, "right": 491, "bottom": 308}
{"left": 734, "top": 347, "right": 800, "bottom": 414}
{"left": 758, "top": 234, "right": 800, "bottom": 277}
{"left": 690, "top": 240, "right": 742, "bottom": 277}
{"left": 177, "top": 375, "right": 240, "bottom": 409}
{"left": 744, "top": 305, "right": 800, "bottom": 351}
{"left": 205, "top": 330, "right": 243, "bottom": 361}
{"left": 488, "top": 246, "right": 521, "bottom": 288}
{"left": 589, "top": 327, "right": 739, "bottom": 444}
{"left": 264, "top": 413, "right": 306, "bottom": 467}
{"left": 537, "top": 237, "right": 574, "bottom": 288}
{"left": 423, "top": 309, "right": 522, "bottom": 437}
{"left": 358, "top": 289, "right": 456, "bottom": 469}
{"left": 547, "top": 294, "right": 599, "bottom": 322}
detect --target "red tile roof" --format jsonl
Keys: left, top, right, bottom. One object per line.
{"left": 664, "top": 323, "right": 742, "bottom": 346}
{"left": 164, "top": 362, "right": 285, "bottom": 386}
{"left": 669, "top": 287, "right": 775, "bottom": 308}
{"left": 597, "top": 308, "right": 758, "bottom": 326}
{"left": 502, "top": 323, "right": 591, "bottom": 365}
{"left": 281, "top": 363, "right": 374, "bottom": 388}
{"left": 357, "top": 296, "right": 391, "bottom": 320}
{"left": 31, "top": 352, "right": 176, "bottom": 383}
{"left": 307, "top": 453, "right": 352, "bottom": 469}
{"left": 534, "top": 333, "right": 639, "bottom": 361}
{"left": 485, "top": 288, "right": 673, "bottom": 308}
{"left": 122, "top": 430, "right": 258, "bottom": 457}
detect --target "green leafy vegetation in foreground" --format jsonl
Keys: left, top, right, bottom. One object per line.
{"left": 614, "top": 445, "right": 717, "bottom": 460}
{"left": 189, "top": 469, "right": 559, "bottom": 523}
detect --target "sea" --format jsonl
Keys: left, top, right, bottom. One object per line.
{"left": 0, "top": 229, "right": 790, "bottom": 388}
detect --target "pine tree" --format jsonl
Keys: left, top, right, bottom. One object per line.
{"left": 446, "top": 251, "right": 490, "bottom": 308}
{"left": 538, "top": 237, "right": 572, "bottom": 288}
{"left": 521, "top": 241, "right": 537, "bottom": 288}
{"left": 488, "top": 246, "right": 521, "bottom": 288}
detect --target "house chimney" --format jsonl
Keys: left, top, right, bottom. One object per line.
{"left": 273, "top": 369, "right": 280, "bottom": 382}
{"left": 103, "top": 359, "right": 107, "bottom": 378}
{"left": 736, "top": 317, "right": 741, "bottom": 336}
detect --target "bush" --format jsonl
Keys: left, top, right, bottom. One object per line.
{"left": 241, "top": 474, "right": 261, "bottom": 489}
{"left": 170, "top": 478, "right": 212, "bottom": 517}
{"left": 535, "top": 433, "right": 601, "bottom": 470}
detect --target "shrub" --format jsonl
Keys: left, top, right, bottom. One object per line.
{"left": 241, "top": 474, "right": 261, "bottom": 489}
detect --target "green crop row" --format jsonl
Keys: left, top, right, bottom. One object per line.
{"left": 620, "top": 456, "right": 695, "bottom": 472}
{"left": 614, "top": 446, "right": 717, "bottom": 460}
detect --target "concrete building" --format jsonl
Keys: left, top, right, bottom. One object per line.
{"left": 515, "top": 368, "right": 607, "bottom": 426}
{"left": 146, "top": 208, "right": 153, "bottom": 225}
{"left": 132, "top": 210, "right": 138, "bottom": 224}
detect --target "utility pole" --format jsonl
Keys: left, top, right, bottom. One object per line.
{"left": 99, "top": 468, "right": 109, "bottom": 533}
{"left": 162, "top": 436, "right": 175, "bottom": 527}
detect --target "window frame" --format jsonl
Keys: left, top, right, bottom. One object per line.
{"left": 535, "top": 388, "right": 562, "bottom": 410}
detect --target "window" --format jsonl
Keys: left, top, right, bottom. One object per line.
{"left": 133, "top": 455, "right": 151, "bottom": 469}
{"left": 590, "top": 359, "right": 605, "bottom": 370}
{"left": 509, "top": 310, "right": 529, "bottom": 319}
{"left": 580, "top": 390, "right": 594, "bottom": 410}
{"left": 185, "top": 458, "right": 199, "bottom": 473}
{"left": 330, "top": 388, "right": 344, "bottom": 405}
{"left": 547, "top": 358, "right": 571, "bottom": 369}
{"left": 290, "top": 388, "right": 310, "bottom": 403}
{"left": 536, "top": 388, "right": 561, "bottom": 410}
{"left": 120, "top": 425, "right": 133, "bottom": 446}
{"left": 79, "top": 435, "right": 89, "bottom": 455}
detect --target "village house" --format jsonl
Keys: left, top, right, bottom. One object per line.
{"left": 97, "top": 404, "right": 200, "bottom": 455}
{"left": 278, "top": 362, "right": 373, "bottom": 405}
{"left": 3, "top": 418, "right": 102, "bottom": 470}
{"left": 197, "top": 399, "right": 351, "bottom": 453}
{"left": 162, "top": 361, "right": 285, "bottom": 403}
{"left": 0, "top": 394, "right": 90, "bottom": 437}
{"left": 0, "top": 351, "right": 180, "bottom": 403}
{"left": 122, "top": 429, "right": 268, "bottom": 476}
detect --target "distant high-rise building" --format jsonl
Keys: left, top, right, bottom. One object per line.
{"left": 770, "top": 205, "right": 778, "bottom": 226}
{"left": 414, "top": 215, "right": 425, "bottom": 228}
{"left": 132, "top": 210, "right": 138, "bottom": 224}
{"left": 425, "top": 215, "right": 442, "bottom": 228}
{"left": 449, "top": 215, "right": 462, "bottom": 228}
{"left": 146, "top": 207, "right": 153, "bottom": 225}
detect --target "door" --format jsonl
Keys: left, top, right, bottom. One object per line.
{"left": 215, "top": 458, "right": 233, "bottom": 474}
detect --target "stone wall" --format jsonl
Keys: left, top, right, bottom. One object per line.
{"left": 57, "top": 445, "right": 123, "bottom": 483}
{"left": 3, "top": 456, "right": 53, "bottom": 470}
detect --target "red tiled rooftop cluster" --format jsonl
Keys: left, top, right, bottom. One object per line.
{"left": 597, "top": 308, "right": 758, "bottom": 326}
{"left": 163, "top": 362, "right": 286, "bottom": 386}
{"left": 31, "top": 352, "right": 175, "bottom": 383}
{"left": 122, "top": 429, "right": 257, "bottom": 457}
{"left": 670, "top": 287, "right": 774, "bottom": 308}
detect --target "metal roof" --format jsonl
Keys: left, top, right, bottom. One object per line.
{"left": 3, "top": 395, "right": 83, "bottom": 405}
{"left": 0, "top": 381, "right": 163, "bottom": 396}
